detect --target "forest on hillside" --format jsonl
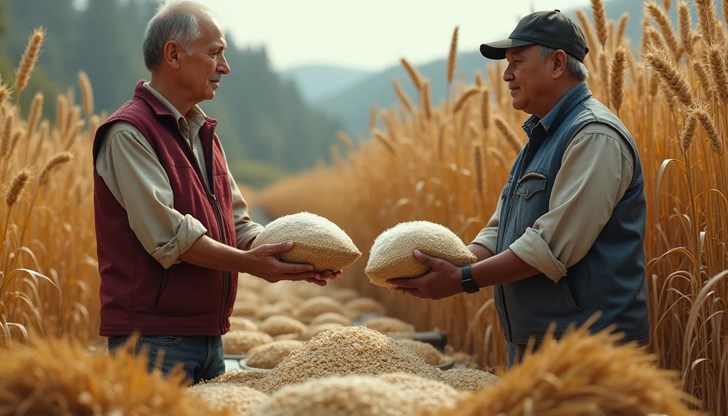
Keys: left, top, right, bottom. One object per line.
{"left": 0, "top": 0, "right": 343, "bottom": 187}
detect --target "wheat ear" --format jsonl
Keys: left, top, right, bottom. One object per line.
{"left": 14, "top": 28, "right": 45, "bottom": 101}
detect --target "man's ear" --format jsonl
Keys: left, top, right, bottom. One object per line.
{"left": 163, "top": 41, "right": 181, "bottom": 68}
{"left": 551, "top": 49, "right": 568, "bottom": 79}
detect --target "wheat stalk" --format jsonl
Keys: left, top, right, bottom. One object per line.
{"left": 473, "top": 143, "right": 484, "bottom": 195}
{"left": 696, "top": 0, "right": 721, "bottom": 45}
{"left": 0, "top": 83, "right": 10, "bottom": 105}
{"left": 692, "top": 61, "right": 714, "bottom": 99}
{"left": 446, "top": 26, "right": 459, "bottom": 86}
{"left": 480, "top": 88, "right": 490, "bottom": 130}
{"left": 14, "top": 28, "right": 45, "bottom": 102}
{"left": 576, "top": 9, "right": 599, "bottom": 68}
{"left": 393, "top": 80, "right": 415, "bottom": 115}
{"left": 646, "top": 1, "right": 682, "bottom": 60}
{"left": 421, "top": 80, "right": 432, "bottom": 121}
{"left": 24, "top": 93, "right": 43, "bottom": 145}
{"left": 678, "top": 1, "right": 694, "bottom": 56}
{"left": 591, "top": 0, "right": 608, "bottom": 48}
{"left": 615, "top": 13, "right": 629, "bottom": 46}
{"left": 643, "top": 47, "right": 694, "bottom": 107}
{"left": 453, "top": 87, "right": 480, "bottom": 114}
{"left": 692, "top": 106, "right": 723, "bottom": 153}
{"left": 609, "top": 47, "right": 626, "bottom": 114}
{"left": 401, "top": 58, "right": 423, "bottom": 90}
{"left": 372, "top": 128, "right": 394, "bottom": 154}
{"left": 680, "top": 114, "right": 698, "bottom": 151}
{"left": 78, "top": 71, "right": 94, "bottom": 117}
{"left": 707, "top": 45, "right": 728, "bottom": 102}
{"left": 493, "top": 115, "right": 522, "bottom": 154}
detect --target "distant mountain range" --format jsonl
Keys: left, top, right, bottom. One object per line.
{"left": 281, "top": 0, "right": 715, "bottom": 139}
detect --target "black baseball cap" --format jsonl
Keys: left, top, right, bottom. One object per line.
{"left": 480, "top": 10, "right": 589, "bottom": 62}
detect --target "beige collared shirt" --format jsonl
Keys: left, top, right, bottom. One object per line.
{"left": 472, "top": 123, "right": 636, "bottom": 282}
{"left": 95, "top": 82, "right": 263, "bottom": 269}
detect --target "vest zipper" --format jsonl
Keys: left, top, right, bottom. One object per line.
{"left": 210, "top": 193, "right": 232, "bottom": 334}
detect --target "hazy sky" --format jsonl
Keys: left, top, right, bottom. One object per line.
{"left": 200, "top": 0, "right": 593, "bottom": 72}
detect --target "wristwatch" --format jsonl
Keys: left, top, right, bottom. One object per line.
{"left": 460, "top": 264, "right": 479, "bottom": 294}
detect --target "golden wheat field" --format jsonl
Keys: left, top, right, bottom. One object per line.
{"left": 0, "top": 0, "right": 726, "bottom": 415}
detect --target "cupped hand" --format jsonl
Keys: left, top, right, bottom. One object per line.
{"left": 244, "top": 240, "right": 324, "bottom": 283}
{"left": 387, "top": 250, "right": 462, "bottom": 299}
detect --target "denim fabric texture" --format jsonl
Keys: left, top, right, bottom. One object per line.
{"left": 108, "top": 335, "right": 225, "bottom": 384}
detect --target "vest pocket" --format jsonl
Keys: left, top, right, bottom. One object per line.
{"left": 516, "top": 172, "right": 547, "bottom": 200}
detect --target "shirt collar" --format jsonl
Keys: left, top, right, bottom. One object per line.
{"left": 142, "top": 82, "right": 206, "bottom": 127}
{"left": 522, "top": 82, "right": 591, "bottom": 140}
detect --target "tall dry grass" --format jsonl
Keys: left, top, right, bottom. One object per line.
{"left": 0, "top": 27, "right": 101, "bottom": 347}
{"left": 257, "top": 1, "right": 727, "bottom": 414}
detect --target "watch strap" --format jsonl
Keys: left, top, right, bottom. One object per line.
{"left": 461, "top": 264, "right": 479, "bottom": 294}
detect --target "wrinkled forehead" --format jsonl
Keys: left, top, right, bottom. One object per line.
{"left": 195, "top": 14, "right": 227, "bottom": 47}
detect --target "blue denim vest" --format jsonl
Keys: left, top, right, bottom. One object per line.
{"left": 494, "top": 83, "right": 649, "bottom": 345}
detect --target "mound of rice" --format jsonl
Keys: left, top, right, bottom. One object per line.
{"left": 362, "top": 316, "right": 416, "bottom": 335}
{"left": 310, "top": 311, "right": 353, "bottom": 326}
{"left": 245, "top": 340, "right": 305, "bottom": 370}
{"left": 258, "top": 315, "right": 308, "bottom": 337}
{"left": 396, "top": 339, "right": 445, "bottom": 365}
{"left": 296, "top": 296, "right": 347, "bottom": 321}
{"left": 251, "top": 211, "right": 361, "bottom": 271}
{"left": 439, "top": 368, "right": 501, "bottom": 392}
{"left": 229, "top": 316, "right": 259, "bottom": 332}
{"left": 344, "top": 297, "right": 386, "bottom": 317}
{"left": 187, "top": 382, "right": 269, "bottom": 415}
{"left": 365, "top": 221, "right": 477, "bottom": 287}
{"left": 258, "top": 326, "right": 441, "bottom": 394}
{"left": 222, "top": 330, "right": 274, "bottom": 355}
{"left": 250, "top": 374, "right": 459, "bottom": 416}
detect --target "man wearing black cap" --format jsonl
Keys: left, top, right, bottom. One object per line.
{"left": 391, "top": 10, "right": 649, "bottom": 366}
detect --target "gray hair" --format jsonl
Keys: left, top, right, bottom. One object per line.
{"left": 537, "top": 45, "right": 589, "bottom": 81}
{"left": 142, "top": 1, "right": 212, "bottom": 70}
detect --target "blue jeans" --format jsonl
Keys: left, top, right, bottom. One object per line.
{"left": 107, "top": 335, "right": 225, "bottom": 385}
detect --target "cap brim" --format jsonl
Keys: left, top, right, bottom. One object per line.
{"left": 480, "top": 39, "right": 534, "bottom": 60}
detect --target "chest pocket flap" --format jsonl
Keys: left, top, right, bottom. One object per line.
{"left": 516, "top": 172, "right": 547, "bottom": 200}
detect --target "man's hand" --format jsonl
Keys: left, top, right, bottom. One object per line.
{"left": 243, "top": 241, "right": 337, "bottom": 285}
{"left": 387, "top": 250, "right": 463, "bottom": 299}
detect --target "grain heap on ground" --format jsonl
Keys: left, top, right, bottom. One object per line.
{"left": 295, "top": 295, "right": 348, "bottom": 321}
{"left": 344, "top": 296, "right": 386, "bottom": 317}
{"left": 397, "top": 339, "right": 445, "bottom": 365}
{"left": 258, "top": 315, "right": 308, "bottom": 337}
{"left": 309, "top": 311, "right": 352, "bottom": 326}
{"left": 187, "top": 382, "right": 269, "bottom": 415}
{"left": 362, "top": 316, "right": 416, "bottom": 336}
{"left": 244, "top": 340, "right": 304, "bottom": 369}
{"left": 250, "top": 374, "right": 460, "bottom": 416}
{"left": 218, "top": 326, "right": 442, "bottom": 394}
{"left": 439, "top": 368, "right": 501, "bottom": 392}
{"left": 222, "top": 330, "right": 274, "bottom": 355}
{"left": 250, "top": 211, "right": 361, "bottom": 271}
{"left": 365, "top": 220, "right": 477, "bottom": 287}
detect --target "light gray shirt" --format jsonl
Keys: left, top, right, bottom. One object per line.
{"left": 472, "top": 123, "right": 635, "bottom": 283}
{"left": 95, "top": 82, "right": 263, "bottom": 269}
